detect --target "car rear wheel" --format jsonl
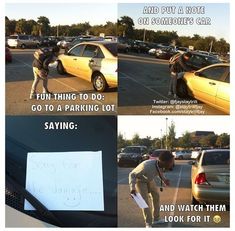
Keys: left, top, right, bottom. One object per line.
{"left": 177, "top": 80, "right": 188, "bottom": 98}
{"left": 192, "top": 196, "right": 200, "bottom": 205}
{"left": 92, "top": 73, "right": 108, "bottom": 92}
{"left": 57, "top": 61, "right": 65, "bottom": 74}
{"left": 21, "top": 44, "right": 26, "bottom": 49}
{"left": 178, "top": 155, "right": 183, "bottom": 160}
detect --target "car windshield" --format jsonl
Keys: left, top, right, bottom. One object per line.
{"left": 202, "top": 151, "right": 230, "bottom": 165}
{"left": 123, "top": 147, "right": 141, "bottom": 153}
{"left": 104, "top": 43, "right": 117, "bottom": 57}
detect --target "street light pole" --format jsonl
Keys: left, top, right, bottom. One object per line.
{"left": 165, "top": 118, "right": 168, "bottom": 149}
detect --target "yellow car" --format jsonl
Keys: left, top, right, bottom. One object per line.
{"left": 177, "top": 63, "right": 230, "bottom": 114}
{"left": 57, "top": 41, "right": 117, "bottom": 92}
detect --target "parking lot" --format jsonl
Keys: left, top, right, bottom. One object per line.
{"left": 118, "top": 160, "right": 229, "bottom": 227}
{"left": 118, "top": 53, "right": 226, "bottom": 115}
{"left": 6, "top": 49, "right": 117, "bottom": 115}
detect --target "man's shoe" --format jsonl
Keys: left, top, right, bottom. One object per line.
{"left": 145, "top": 223, "right": 152, "bottom": 228}
{"left": 173, "top": 94, "right": 178, "bottom": 99}
{"left": 152, "top": 219, "right": 165, "bottom": 225}
{"left": 29, "top": 93, "right": 36, "bottom": 99}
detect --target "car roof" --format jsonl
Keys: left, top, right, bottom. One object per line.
{"left": 79, "top": 41, "right": 117, "bottom": 45}
{"left": 202, "top": 149, "right": 229, "bottom": 153}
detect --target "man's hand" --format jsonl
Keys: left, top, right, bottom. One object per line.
{"left": 130, "top": 189, "right": 136, "bottom": 196}
{"left": 163, "top": 179, "right": 170, "bottom": 186}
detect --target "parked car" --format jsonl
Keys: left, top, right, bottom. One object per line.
{"left": 155, "top": 46, "right": 177, "bottom": 59}
{"left": 117, "top": 146, "right": 148, "bottom": 167}
{"left": 176, "top": 63, "right": 230, "bottom": 114}
{"left": 143, "top": 149, "right": 175, "bottom": 170}
{"left": 7, "top": 35, "right": 40, "bottom": 49}
{"left": 57, "top": 37, "right": 75, "bottom": 49}
{"left": 5, "top": 47, "right": 12, "bottom": 63}
{"left": 57, "top": 41, "right": 117, "bottom": 92}
{"left": 172, "top": 150, "right": 192, "bottom": 160}
{"left": 191, "top": 149, "right": 230, "bottom": 205}
{"left": 117, "top": 37, "right": 130, "bottom": 53}
{"left": 39, "top": 37, "right": 58, "bottom": 47}
{"left": 170, "top": 51, "right": 221, "bottom": 72}
{"left": 130, "top": 40, "right": 150, "bottom": 53}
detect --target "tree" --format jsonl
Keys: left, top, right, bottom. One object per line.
{"left": 118, "top": 133, "right": 126, "bottom": 150}
{"left": 167, "top": 121, "right": 176, "bottom": 150}
{"left": 37, "top": 16, "right": 50, "bottom": 36}
{"left": 178, "top": 131, "right": 192, "bottom": 148}
{"left": 132, "top": 133, "right": 141, "bottom": 145}
{"left": 5, "top": 17, "right": 17, "bottom": 35}
{"left": 118, "top": 16, "right": 134, "bottom": 38}
{"left": 15, "top": 19, "right": 28, "bottom": 34}
{"left": 216, "top": 133, "right": 230, "bottom": 148}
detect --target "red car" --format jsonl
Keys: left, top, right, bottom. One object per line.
{"left": 6, "top": 47, "right": 12, "bottom": 63}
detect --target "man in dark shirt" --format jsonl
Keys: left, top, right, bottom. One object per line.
{"left": 30, "top": 46, "right": 60, "bottom": 99}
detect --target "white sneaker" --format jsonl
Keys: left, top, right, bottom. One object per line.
{"left": 173, "top": 94, "right": 178, "bottom": 99}
{"left": 152, "top": 219, "right": 165, "bottom": 225}
{"left": 145, "top": 223, "right": 152, "bottom": 228}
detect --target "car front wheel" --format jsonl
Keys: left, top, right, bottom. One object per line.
{"left": 92, "top": 73, "right": 108, "bottom": 92}
{"left": 192, "top": 195, "right": 200, "bottom": 205}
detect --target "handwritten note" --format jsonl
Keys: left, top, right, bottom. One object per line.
{"left": 24, "top": 151, "right": 104, "bottom": 211}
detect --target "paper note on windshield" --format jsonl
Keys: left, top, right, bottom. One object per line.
{"left": 24, "top": 151, "right": 104, "bottom": 211}
{"left": 131, "top": 193, "right": 149, "bottom": 209}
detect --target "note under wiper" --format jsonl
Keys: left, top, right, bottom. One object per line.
{"left": 24, "top": 151, "right": 104, "bottom": 211}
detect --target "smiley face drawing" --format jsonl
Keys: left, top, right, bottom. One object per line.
{"left": 63, "top": 196, "right": 81, "bottom": 208}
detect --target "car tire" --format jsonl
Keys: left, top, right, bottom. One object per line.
{"left": 21, "top": 44, "right": 26, "bottom": 49}
{"left": 192, "top": 196, "right": 200, "bottom": 205}
{"left": 92, "top": 73, "right": 108, "bottom": 92}
{"left": 177, "top": 80, "right": 188, "bottom": 98}
{"left": 57, "top": 61, "right": 65, "bottom": 74}
{"left": 179, "top": 155, "right": 183, "bottom": 160}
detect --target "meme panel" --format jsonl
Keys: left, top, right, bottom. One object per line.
{"left": 118, "top": 116, "right": 230, "bottom": 228}
{"left": 6, "top": 3, "right": 117, "bottom": 115}
{"left": 118, "top": 3, "right": 230, "bottom": 115}
{"left": 6, "top": 116, "right": 117, "bottom": 227}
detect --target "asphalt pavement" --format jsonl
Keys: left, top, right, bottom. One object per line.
{"left": 118, "top": 160, "right": 229, "bottom": 227}
{"left": 6, "top": 49, "right": 117, "bottom": 115}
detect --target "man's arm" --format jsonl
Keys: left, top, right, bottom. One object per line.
{"left": 129, "top": 165, "right": 144, "bottom": 195}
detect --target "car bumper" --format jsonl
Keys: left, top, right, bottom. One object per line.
{"left": 105, "top": 73, "right": 117, "bottom": 88}
{"left": 192, "top": 184, "right": 229, "bottom": 204}
{"left": 117, "top": 158, "right": 140, "bottom": 166}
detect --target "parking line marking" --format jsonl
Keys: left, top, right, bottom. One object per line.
{"left": 12, "top": 57, "right": 110, "bottom": 107}
{"left": 119, "top": 71, "right": 170, "bottom": 100}
{"left": 167, "top": 165, "right": 183, "bottom": 227}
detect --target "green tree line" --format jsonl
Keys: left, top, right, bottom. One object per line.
{"left": 118, "top": 121, "right": 230, "bottom": 151}
{"left": 118, "top": 16, "right": 230, "bottom": 54}
{"left": 5, "top": 16, "right": 117, "bottom": 37}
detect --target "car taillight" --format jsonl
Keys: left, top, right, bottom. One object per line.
{"left": 194, "top": 173, "right": 209, "bottom": 185}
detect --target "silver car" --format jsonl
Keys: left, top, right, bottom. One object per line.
{"left": 191, "top": 149, "right": 229, "bottom": 205}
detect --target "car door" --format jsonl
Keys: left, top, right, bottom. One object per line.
{"left": 62, "top": 44, "right": 85, "bottom": 75}
{"left": 189, "top": 65, "right": 228, "bottom": 107}
{"left": 215, "top": 71, "right": 230, "bottom": 113}
{"left": 77, "top": 44, "right": 103, "bottom": 81}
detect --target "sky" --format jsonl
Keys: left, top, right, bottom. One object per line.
{"left": 118, "top": 3, "right": 230, "bottom": 42}
{"left": 118, "top": 116, "right": 231, "bottom": 139}
{"left": 5, "top": 3, "right": 117, "bottom": 26}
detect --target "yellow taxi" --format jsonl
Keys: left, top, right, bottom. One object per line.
{"left": 57, "top": 41, "right": 117, "bottom": 92}
{"left": 177, "top": 63, "right": 230, "bottom": 114}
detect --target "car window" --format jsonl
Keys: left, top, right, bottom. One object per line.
{"left": 202, "top": 151, "right": 230, "bottom": 165}
{"left": 189, "top": 55, "right": 205, "bottom": 66}
{"left": 103, "top": 43, "right": 117, "bottom": 57}
{"left": 19, "top": 35, "right": 29, "bottom": 40}
{"left": 199, "top": 66, "right": 227, "bottom": 81}
{"left": 82, "top": 45, "right": 98, "bottom": 57}
{"left": 124, "top": 147, "right": 141, "bottom": 153}
{"left": 94, "top": 47, "right": 105, "bottom": 58}
{"left": 225, "top": 72, "right": 230, "bottom": 83}
{"left": 69, "top": 44, "right": 85, "bottom": 56}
